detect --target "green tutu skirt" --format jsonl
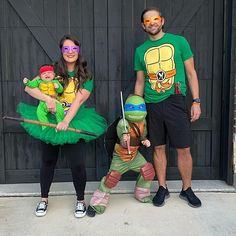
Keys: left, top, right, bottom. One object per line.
{"left": 17, "top": 103, "right": 107, "bottom": 145}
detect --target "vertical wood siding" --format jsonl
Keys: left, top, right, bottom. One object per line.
{"left": 0, "top": 0, "right": 226, "bottom": 183}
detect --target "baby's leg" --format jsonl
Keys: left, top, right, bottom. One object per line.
{"left": 37, "top": 102, "right": 49, "bottom": 129}
{"left": 55, "top": 103, "right": 64, "bottom": 123}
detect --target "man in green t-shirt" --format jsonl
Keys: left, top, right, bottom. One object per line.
{"left": 134, "top": 7, "right": 202, "bottom": 208}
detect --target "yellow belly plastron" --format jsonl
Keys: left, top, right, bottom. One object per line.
{"left": 144, "top": 44, "right": 176, "bottom": 93}
{"left": 39, "top": 82, "right": 57, "bottom": 97}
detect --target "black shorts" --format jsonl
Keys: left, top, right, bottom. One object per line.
{"left": 146, "top": 94, "right": 191, "bottom": 148}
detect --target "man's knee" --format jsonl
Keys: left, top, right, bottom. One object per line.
{"left": 154, "top": 145, "right": 166, "bottom": 153}
{"left": 104, "top": 170, "right": 122, "bottom": 188}
{"left": 154, "top": 145, "right": 166, "bottom": 159}
{"left": 140, "top": 162, "right": 155, "bottom": 181}
{"left": 177, "top": 147, "right": 191, "bottom": 157}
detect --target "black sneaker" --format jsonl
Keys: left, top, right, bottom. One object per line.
{"left": 86, "top": 205, "right": 96, "bottom": 217}
{"left": 35, "top": 201, "right": 48, "bottom": 217}
{"left": 179, "top": 187, "right": 201, "bottom": 208}
{"left": 74, "top": 201, "right": 86, "bottom": 218}
{"left": 152, "top": 186, "right": 170, "bottom": 207}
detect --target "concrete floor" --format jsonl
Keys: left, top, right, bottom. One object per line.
{"left": 0, "top": 180, "right": 236, "bottom": 236}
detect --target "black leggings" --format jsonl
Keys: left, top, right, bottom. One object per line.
{"left": 40, "top": 142, "right": 86, "bottom": 201}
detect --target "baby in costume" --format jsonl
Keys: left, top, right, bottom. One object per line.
{"left": 18, "top": 65, "right": 107, "bottom": 145}
{"left": 87, "top": 94, "right": 155, "bottom": 217}
{"left": 23, "top": 65, "right": 64, "bottom": 129}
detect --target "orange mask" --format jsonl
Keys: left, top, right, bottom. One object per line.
{"left": 143, "top": 16, "right": 162, "bottom": 26}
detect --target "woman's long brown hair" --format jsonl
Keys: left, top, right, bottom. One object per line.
{"left": 55, "top": 34, "right": 91, "bottom": 91}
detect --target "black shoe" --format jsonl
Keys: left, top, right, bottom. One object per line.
{"left": 179, "top": 187, "right": 201, "bottom": 208}
{"left": 152, "top": 186, "right": 170, "bottom": 207}
{"left": 86, "top": 205, "right": 96, "bottom": 217}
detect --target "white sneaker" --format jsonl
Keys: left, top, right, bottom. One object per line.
{"left": 35, "top": 201, "right": 48, "bottom": 217}
{"left": 74, "top": 201, "right": 86, "bottom": 218}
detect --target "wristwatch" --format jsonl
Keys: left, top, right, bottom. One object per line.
{"left": 192, "top": 98, "right": 201, "bottom": 103}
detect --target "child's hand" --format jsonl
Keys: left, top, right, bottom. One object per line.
{"left": 141, "top": 139, "right": 151, "bottom": 148}
{"left": 54, "top": 83, "right": 59, "bottom": 89}
{"left": 122, "top": 133, "right": 130, "bottom": 142}
{"left": 120, "top": 133, "right": 130, "bottom": 148}
{"left": 23, "top": 77, "right": 29, "bottom": 84}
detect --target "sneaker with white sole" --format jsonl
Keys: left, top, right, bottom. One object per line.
{"left": 35, "top": 201, "right": 48, "bottom": 217}
{"left": 74, "top": 201, "right": 86, "bottom": 218}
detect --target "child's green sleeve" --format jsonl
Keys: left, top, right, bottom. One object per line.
{"left": 53, "top": 80, "right": 63, "bottom": 93}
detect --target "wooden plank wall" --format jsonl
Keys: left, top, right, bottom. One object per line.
{"left": 0, "top": 0, "right": 225, "bottom": 183}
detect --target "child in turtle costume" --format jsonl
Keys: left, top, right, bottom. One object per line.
{"left": 22, "top": 65, "right": 64, "bottom": 129}
{"left": 87, "top": 94, "right": 155, "bottom": 217}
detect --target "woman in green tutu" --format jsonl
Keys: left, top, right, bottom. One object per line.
{"left": 18, "top": 34, "right": 107, "bottom": 218}
{"left": 18, "top": 49, "right": 106, "bottom": 145}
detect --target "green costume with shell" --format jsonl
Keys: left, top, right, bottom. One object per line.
{"left": 87, "top": 95, "right": 155, "bottom": 216}
{"left": 17, "top": 71, "right": 107, "bottom": 145}
{"left": 24, "top": 78, "right": 65, "bottom": 129}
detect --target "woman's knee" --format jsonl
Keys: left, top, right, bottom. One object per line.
{"left": 41, "top": 155, "right": 58, "bottom": 167}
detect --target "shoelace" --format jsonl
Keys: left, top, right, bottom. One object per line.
{"left": 38, "top": 202, "right": 47, "bottom": 210}
{"left": 75, "top": 202, "right": 85, "bottom": 211}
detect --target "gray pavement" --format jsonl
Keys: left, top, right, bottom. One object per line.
{"left": 0, "top": 180, "right": 236, "bottom": 236}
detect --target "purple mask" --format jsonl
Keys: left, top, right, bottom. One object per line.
{"left": 61, "top": 45, "right": 80, "bottom": 53}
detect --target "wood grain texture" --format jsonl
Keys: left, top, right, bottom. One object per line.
{"left": 0, "top": 0, "right": 230, "bottom": 183}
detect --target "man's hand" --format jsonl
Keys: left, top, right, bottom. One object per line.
{"left": 54, "top": 83, "right": 59, "bottom": 89}
{"left": 191, "top": 104, "right": 201, "bottom": 122}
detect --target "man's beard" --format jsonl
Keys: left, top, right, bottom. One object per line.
{"left": 147, "top": 25, "right": 163, "bottom": 36}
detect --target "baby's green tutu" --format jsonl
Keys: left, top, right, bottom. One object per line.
{"left": 17, "top": 103, "right": 107, "bottom": 145}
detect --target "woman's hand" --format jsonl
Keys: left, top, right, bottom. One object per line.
{"left": 56, "top": 120, "right": 69, "bottom": 131}
{"left": 46, "top": 97, "right": 57, "bottom": 113}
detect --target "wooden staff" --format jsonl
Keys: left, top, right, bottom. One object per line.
{"left": 120, "top": 91, "right": 131, "bottom": 154}
{"left": 2, "top": 116, "right": 97, "bottom": 137}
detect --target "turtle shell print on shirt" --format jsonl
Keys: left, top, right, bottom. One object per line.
{"left": 144, "top": 44, "right": 176, "bottom": 93}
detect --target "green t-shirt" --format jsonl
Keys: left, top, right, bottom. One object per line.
{"left": 68, "top": 71, "right": 93, "bottom": 92}
{"left": 134, "top": 33, "right": 193, "bottom": 103}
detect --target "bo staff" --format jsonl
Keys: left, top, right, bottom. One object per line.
{"left": 120, "top": 91, "right": 131, "bottom": 154}
{"left": 2, "top": 116, "right": 97, "bottom": 137}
